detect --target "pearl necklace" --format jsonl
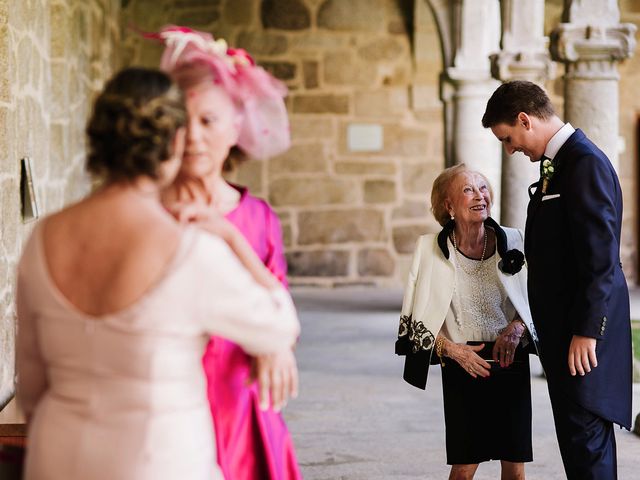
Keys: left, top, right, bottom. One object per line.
{"left": 451, "top": 229, "right": 488, "bottom": 275}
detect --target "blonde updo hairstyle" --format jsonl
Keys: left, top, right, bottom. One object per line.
{"left": 170, "top": 61, "right": 247, "bottom": 172}
{"left": 430, "top": 163, "right": 494, "bottom": 226}
{"left": 86, "top": 67, "right": 186, "bottom": 182}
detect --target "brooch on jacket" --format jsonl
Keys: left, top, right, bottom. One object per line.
{"left": 436, "top": 217, "right": 524, "bottom": 275}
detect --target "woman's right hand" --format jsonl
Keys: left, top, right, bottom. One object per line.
{"left": 447, "top": 342, "right": 491, "bottom": 378}
{"left": 166, "top": 202, "right": 236, "bottom": 239}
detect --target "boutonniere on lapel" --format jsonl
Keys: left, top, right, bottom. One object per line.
{"left": 541, "top": 157, "right": 556, "bottom": 194}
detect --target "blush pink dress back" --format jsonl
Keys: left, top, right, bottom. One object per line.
{"left": 16, "top": 224, "right": 299, "bottom": 480}
{"left": 203, "top": 185, "right": 302, "bottom": 480}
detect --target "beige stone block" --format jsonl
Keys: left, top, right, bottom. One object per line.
{"left": 49, "top": 123, "right": 68, "bottom": 178}
{"left": 0, "top": 109, "right": 13, "bottom": 172}
{"left": 63, "top": 168, "right": 91, "bottom": 206}
{"left": 402, "top": 162, "right": 439, "bottom": 195}
{"left": 302, "top": 61, "right": 319, "bottom": 89}
{"left": 383, "top": 125, "right": 429, "bottom": 157}
{"left": 364, "top": 179, "right": 396, "bottom": 204}
{"left": 358, "top": 37, "right": 405, "bottom": 62}
{"left": 262, "top": 0, "right": 311, "bottom": 30}
{"left": 395, "top": 254, "right": 414, "bottom": 284}
{"left": 358, "top": 248, "right": 395, "bottom": 276}
{"left": 236, "top": 31, "right": 288, "bottom": 56}
{"left": 137, "top": 44, "right": 164, "bottom": 69}
{"left": 174, "top": 0, "right": 222, "bottom": 6}
{"left": 229, "top": 159, "right": 263, "bottom": 195}
{"left": 50, "top": 3, "right": 70, "bottom": 58}
{"left": 380, "top": 64, "right": 411, "bottom": 86}
{"left": 0, "top": 256, "right": 8, "bottom": 292}
{"left": 410, "top": 84, "right": 440, "bottom": 112}
{"left": 354, "top": 88, "right": 408, "bottom": 117}
{"left": 17, "top": 38, "right": 32, "bottom": 88}
{"left": 269, "top": 143, "right": 327, "bottom": 176}
{"left": 0, "top": 301, "right": 16, "bottom": 407}
{"left": 317, "top": 0, "right": 385, "bottom": 31}
{"left": 0, "top": 24, "right": 10, "bottom": 104}
{"left": 269, "top": 177, "right": 357, "bottom": 207}
{"left": 274, "top": 209, "right": 291, "bottom": 222}
{"left": 298, "top": 209, "right": 386, "bottom": 244}
{"left": 338, "top": 123, "right": 429, "bottom": 157}
{"left": 290, "top": 116, "right": 334, "bottom": 139}
{"left": 286, "top": 250, "right": 349, "bottom": 276}
{"left": 282, "top": 223, "right": 292, "bottom": 247}
{"left": 388, "top": 18, "right": 407, "bottom": 35}
{"left": 0, "top": 180, "right": 19, "bottom": 249}
{"left": 72, "top": 6, "right": 89, "bottom": 47}
{"left": 392, "top": 200, "right": 429, "bottom": 220}
{"left": 174, "top": 6, "right": 221, "bottom": 26}
{"left": 335, "top": 161, "right": 395, "bottom": 175}
{"left": 324, "top": 51, "right": 376, "bottom": 86}
{"left": 393, "top": 224, "right": 429, "bottom": 254}
{"left": 222, "top": 0, "right": 255, "bottom": 25}
{"left": 289, "top": 32, "right": 350, "bottom": 52}
{"left": 292, "top": 94, "right": 349, "bottom": 114}
{"left": 260, "top": 61, "right": 297, "bottom": 81}
{"left": 51, "top": 61, "right": 70, "bottom": 120}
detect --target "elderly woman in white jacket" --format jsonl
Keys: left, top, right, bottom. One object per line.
{"left": 396, "top": 164, "right": 539, "bottom": 480}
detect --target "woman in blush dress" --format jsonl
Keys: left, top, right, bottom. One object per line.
{"left": 147, "top": 26, "right": 302, "bottom": 480}
{"left": 16, "top": 67, "right": 299, "bottom": 480}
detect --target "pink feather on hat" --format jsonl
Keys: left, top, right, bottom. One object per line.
{"left": 144, "top": 26, "right": 291, "bottom": 160}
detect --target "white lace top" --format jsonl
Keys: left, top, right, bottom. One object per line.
{"left": 440, "top": 238, "right": 516, "bottom": 343}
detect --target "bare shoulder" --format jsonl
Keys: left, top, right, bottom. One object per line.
{"left": 41, "top": 194, "right": 184, "bottom": 316}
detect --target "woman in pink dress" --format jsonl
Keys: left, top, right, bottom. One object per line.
{"left": 16, "top": 67, "right": 299, "bottom": 480}
{"left": 149, "top": 27, "right": 302, "bottom": 479}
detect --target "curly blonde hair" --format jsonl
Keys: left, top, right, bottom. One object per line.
{"left": 430, "top": 164, "right": 494, "bottom": 226}
{"left": 86, "top": 67, "right": 186, "bottom": 181}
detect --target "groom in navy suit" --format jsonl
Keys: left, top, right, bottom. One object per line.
{"left": 482, "top": 81, "right": 632, "bottom": 480}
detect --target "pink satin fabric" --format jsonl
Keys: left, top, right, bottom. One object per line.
{"left": 203, "top": 185, "right": 302, "bottom": 480}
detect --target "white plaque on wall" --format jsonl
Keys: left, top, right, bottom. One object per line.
{"left": 347, "top": 124, "right": 383, "bottom": 152}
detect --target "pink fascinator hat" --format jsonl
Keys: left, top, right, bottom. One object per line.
{"left": 145, "top": 26, "right": 291, "bottom": 159}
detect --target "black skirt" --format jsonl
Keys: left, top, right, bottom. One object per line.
{"left": 441, "top": 341, "right": 533, "bottom": 465}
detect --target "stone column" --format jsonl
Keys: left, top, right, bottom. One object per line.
{"left": 443, "top": 0, "right": 503, "bottom": 219}
{"left": 550, "top": 0, "right": 636, "bottom": 171}
{"left": 491, "top": 0, "right": 555, "bottom": 229}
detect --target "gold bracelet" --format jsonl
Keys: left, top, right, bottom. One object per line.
{"left": 435, "top": 337, "right": 446, "bottom": 366}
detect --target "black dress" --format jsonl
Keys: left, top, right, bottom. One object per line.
{"left": 441, "top": 341, "right": 532, "bottom": 464}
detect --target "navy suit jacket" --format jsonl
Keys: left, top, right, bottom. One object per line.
{"left": 525, "top": 129, "right": 632, "bottom": 429}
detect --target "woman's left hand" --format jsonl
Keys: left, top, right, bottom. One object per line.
{"left": 492, "top": 320, "right": 525, "bottom": 368}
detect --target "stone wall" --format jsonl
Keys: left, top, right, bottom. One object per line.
{"left": 121, "top": 0, "right": 445, "bottom": 287}
{"left": 618, "top": 0, "right": 640, "bottom": 283}
{"left": 0, "top": 0, "right": 120, "bottom": 406}
{"left": 122, "top": 0, "right": 640, "bottom": 287}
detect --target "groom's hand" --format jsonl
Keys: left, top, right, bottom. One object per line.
{"left": 568, "top": 335, "right": 598, "bottom": 376}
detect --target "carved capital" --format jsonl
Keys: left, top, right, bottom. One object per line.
{"left": 550, "top": 23, "right": 637, "bottom": 64}
{"left": 490, "top": 51, "right": 556, "bottom": 83}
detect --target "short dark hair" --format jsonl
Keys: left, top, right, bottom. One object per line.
{"left": 86, "top": 67, "right": 186, "bottom": 181}
{"left": 481, "top": 80, "right": 556, "bottom": 128}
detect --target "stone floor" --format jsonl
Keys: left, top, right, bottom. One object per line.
{"left": 284, "top": 287, "right": 640, "bottom": 480}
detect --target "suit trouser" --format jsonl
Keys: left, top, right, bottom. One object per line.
{"left": 547, "top": 383, "right": 617, "bottom": 480}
